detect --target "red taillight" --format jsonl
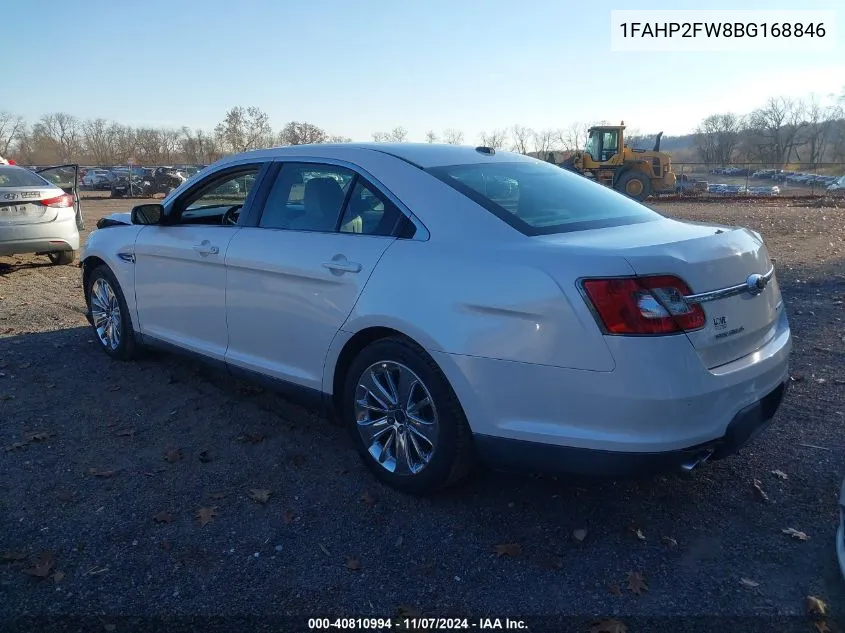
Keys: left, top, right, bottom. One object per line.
{"left": 40, "top": 194, "right": 73, "bottom": 208}
{"left": 581, "top": 275, "right": 705, "bottom": 335}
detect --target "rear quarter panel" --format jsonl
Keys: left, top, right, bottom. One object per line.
{"left": 341, "top": 238, "right": 618, "bottom": 372}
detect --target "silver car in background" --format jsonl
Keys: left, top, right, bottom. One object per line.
{"left": 0, "top": 164, "right": 83, "bottom": 265}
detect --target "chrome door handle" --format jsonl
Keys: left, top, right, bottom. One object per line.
{"left": 322, "top": 260, "right": 362, "bottom": 273}
{"left": 193, "top": 242, "right": 219, "bottom": 256}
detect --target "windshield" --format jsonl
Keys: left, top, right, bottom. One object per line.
{"left": 0, "top": 166, "right": 52, "bottom": 188}
{"left": 426, "top": 160, "right": 662, "bottom": 236}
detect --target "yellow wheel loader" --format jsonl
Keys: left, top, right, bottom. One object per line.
{"left": 560, "top": 122, "right": 676, "bottom": 202}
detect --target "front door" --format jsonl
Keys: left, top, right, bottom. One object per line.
{"left": 225, "top": 161, "right": 405, "bottom": 391}
{"left": 133, "top": 163, "right": 267, "bottom": 361}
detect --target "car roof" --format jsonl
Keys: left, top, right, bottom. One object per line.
{"left": 216, "top": 143, "right": 536, "bottom": 169}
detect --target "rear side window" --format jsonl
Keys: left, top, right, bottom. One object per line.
{"left": 0, "top": 166, "right": 52, "bottom": 188}
{"left": 426, "top": 161, "right": 662, "bottom": 236}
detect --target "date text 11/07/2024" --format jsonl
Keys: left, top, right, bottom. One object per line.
{"left": 307, "top": 617, "right": 529, "bottom": 630}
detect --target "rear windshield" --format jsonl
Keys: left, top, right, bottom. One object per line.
{"left": 426, "top": 161, "right": 662, "bottom": 235}
{"left": 0, "top": 166, "right": 52, "bottom": 188}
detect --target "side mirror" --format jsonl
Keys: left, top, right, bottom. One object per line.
{"left": 131, "top": 203, "right": 164, "bottom": 225}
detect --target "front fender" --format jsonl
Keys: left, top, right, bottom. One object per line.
{"left": 81, "top": 225, "right": 144, "bottom": 332}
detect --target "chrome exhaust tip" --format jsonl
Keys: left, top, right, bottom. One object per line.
{"left": 679, "top": 449, "right": 714, "bottom": 474}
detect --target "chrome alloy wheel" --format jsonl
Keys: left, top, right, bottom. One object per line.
{"left": 354, "top": 361, "right": 439, "bottom": 475}
{"left": 90, "top": 278, "right": 122, "bottom": 351}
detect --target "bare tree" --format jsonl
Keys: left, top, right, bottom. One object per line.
{"left": 511, "top": 125, "right": 534, "bottom": 154}
{"left": 694, "top": 113, "right": 743, "bottom": 166}
{"left": 746, "top": 97, "right": 805, "bottom": 167}
{"left": 214, "top": 106, "right": 272, "bottom": 154}
{"left": 442, "top": 129, "right": 464, "bottom": 145}
{"left": 479, "top": 129, "right": 509, "bottom": 149}
{"left": 279, "top": 121, "right": 328, "bottom": 145}
{"left": 798, "top": 95, "right": 835, "bottom": 167}
{"left": 32, "top": 113, "right": 82, "bottom": 163}
{"left": 425, "top": 130, "right": 438, "bottom": 144}
{"left": 82, "top": 118, "right": 117, "bottom": 165}
{"left": 557, "top": 122, "right": 590, "bottom": 151}
{"left": 0, "top": 111, "right": 25, "bottom": 156}
{"left": 180, "top": 128, "right": 220, "bottom": 164}
{"left": 372, "top": 127, "right": 408, "bottom": 143}
{"left": 532, "top": 128, "right": 556, "bottom": 156}
{"left": 327, "top": 135, "right": 352, "bottom": 143}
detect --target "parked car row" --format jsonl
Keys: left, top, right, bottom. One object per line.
{"left": 706, "top": 183, "right": 780, "bottom": 196}
{"left": 709, "top": 167, "right": 842, "bottom": 189}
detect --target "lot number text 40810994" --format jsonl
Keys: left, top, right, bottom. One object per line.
{"left": 307, "top": 617, "right": 528, "bottom": 630}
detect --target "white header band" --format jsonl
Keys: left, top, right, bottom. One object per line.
{"left": 610, "top": 10, "right": 838, "bottom": 52}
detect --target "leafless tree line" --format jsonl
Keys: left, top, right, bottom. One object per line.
{"left": 694, "top": 91, "right": 845, "bottom": 168}
{"left": 2, "top": 89, "right": 843, "bottom": 167}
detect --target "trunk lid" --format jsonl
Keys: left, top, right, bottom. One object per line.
{"left": 540, "top": 217, "right": 784, "bottom": 369}
{"left": 0, "top": 188, "right": 60, "bottom": 225}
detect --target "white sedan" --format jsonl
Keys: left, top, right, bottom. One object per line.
{"left": 80, "top": 144, "right": 792, "bottom": 494}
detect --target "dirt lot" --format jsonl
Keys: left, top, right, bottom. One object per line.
{"left": 1, "top": 195, "right": 845, "bottom": 630}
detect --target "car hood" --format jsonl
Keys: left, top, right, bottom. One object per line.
{"left": 95, "top": 211, "right": 133, "bottom": 229}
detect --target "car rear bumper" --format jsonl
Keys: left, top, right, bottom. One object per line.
{"left": 433, "top": 309, "right": 791, "bottom": 468}
{"left": 473, "top": 380, "right": 787, "bottom": 477}
{"left": 0, "top": 213, "right": 79, "bottom": 256}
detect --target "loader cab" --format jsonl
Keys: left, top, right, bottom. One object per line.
{"left": 584, "top": 125, "right": 624, "bottom": 163}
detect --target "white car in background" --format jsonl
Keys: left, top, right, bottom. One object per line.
{"left": 0, "top": 163, "right": 83, "bottom": 265}
{"left": 79, "top": 144, "right": 791, "bottom": 494}
{"left": 82, "top": 169, "right": 116, "bottom": 189}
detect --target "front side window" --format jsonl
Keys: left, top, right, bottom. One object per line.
{"left": 173, "top": 166, "right": 262, "bottom": 225}
{"left": 601, "top": 131, "right": 618, "bottom": 160}
{"left": 427, "top": 160, "right": 662, "bottom": 236}
{"left": 584, "top": 133, "right": 599, "bottom": 162}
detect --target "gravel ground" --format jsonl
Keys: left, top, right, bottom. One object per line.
{"left": 1, "top": 195, "right": 844, "bottom": 631}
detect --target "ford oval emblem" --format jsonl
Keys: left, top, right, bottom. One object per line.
{"left": 746, "top": 273, "right": 768, "bottom": 294}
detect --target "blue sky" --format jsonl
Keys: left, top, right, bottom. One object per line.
{"left": 5, "top": 0, "right": 843, "bottom": 141}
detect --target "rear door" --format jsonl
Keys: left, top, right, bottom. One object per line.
{"left": 37, "top": 164, "right": 83, "bottom": 230}
{"left": 224, "top": 161, "right": 403, "bottom": 391}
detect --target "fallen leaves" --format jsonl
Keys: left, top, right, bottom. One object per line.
{"left": 806, "top": 596, "right": 827, "bottom": 617}
{"left": 771, "top": 469, "right": 788, "bottom": 480}
{"left": 198, "top": 450, "right": 212, "bottom": 463}
{"left": 248, "top": 489, "right": 272, "bottom": 504}
{"left": 4, "top": 430, "right": 55, "bottom": 451}
{"left": 345, "top": 557, "right": 362, "bottom": 571}
{"left": 163, "top": 447, "right": 183, "bottom": 463}
{"left": 237, "top": 432, "right": 265, "bottom": 444}
{"left": 740, "top": 577, "right": 760, "bottom": 589}
{"left": 1, "top": 551, "right": 26, "bottom": 563}
{"left": 630, "top": 527, "right": 646, "bottom": 541}
{"left": 87, "top": 468, "right": 118, "bottom": 478}
{"left": 572, "top": 529, "right": 588, "bottom": 542}
{"left": 360, "top": 491, "right": 378, "bottom": 507}
{"left": 22, "top": 551, "right": 55, "bottom": 578}
{"left": 752, "top": 479, "right": 769, "bottom": 502}
{"left": 492, "top": 543, "right": 522, "bottom": 558}
{"left": 152, "top": 511, "right": 173, "bottom": 524}
{"left": 626, "top": 571, "right": 648, "bottom": 595}
{"left": 782, "top": 527, "right": 810, "bottom": 541}
{"left": 195, "top": 506, "right": 217, "bottom": 526}
{"left": 282, "top": 510, "right": 296, "bottom": 524}
{"left": 588, "top": 619, "right": 628, "bottom": 633}
{"left": 660, "top": 536, "right": 678, "bottom": 548}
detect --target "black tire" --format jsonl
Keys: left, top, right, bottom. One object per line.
{"left": 47, "top": 250, "right": 76, "bottom": 266}
{"left": 616, "top": 171, "right": 652, "bottom": 202}
{"left": 85, "top": 265, "right": 140, "bottom": 361}
{"left": 342, "top": 336, "right": 475, "bottom": 494}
